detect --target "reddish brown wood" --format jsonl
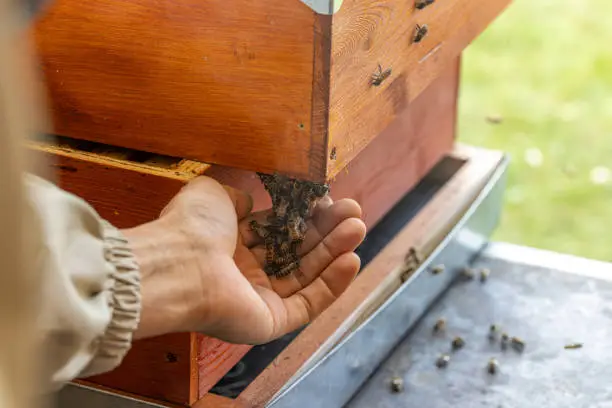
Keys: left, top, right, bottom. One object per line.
{"left": 197, "top": 336, "right": 252, "bottom": 400}
{"left": 33, "top": 0, "right": 508, "bottom": 181}
{"left": 194, "top": 394, "right": 247, "bottom": 408}
{"left": 327, "top": 0, "right": 511, "bottom": 178}
{"left": 34, "top": 0, "right": 318, "bottom": 178}
{"left": 237, "top": 146, "right": 506, "bottom": 408}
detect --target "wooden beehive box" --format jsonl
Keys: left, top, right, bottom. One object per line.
{"left": 34, "top": 0, "right": 508, "bottom": 181}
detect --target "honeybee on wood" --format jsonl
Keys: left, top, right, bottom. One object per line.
{"left": 371, "top": 64, "right": 392, "bottom": 87}
{"left": 413, "top": 24, "right": 429, "bottom": 43}
{"left": 415, "top": 0, "right": 435, "bottom": 9}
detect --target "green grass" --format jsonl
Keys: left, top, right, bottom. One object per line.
{"left": 459, "top": 0, "right": 612, "bottom": 261}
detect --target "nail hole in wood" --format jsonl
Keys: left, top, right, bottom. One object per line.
{"left": 165, "top": 352, "right": 178, "bottom": 363}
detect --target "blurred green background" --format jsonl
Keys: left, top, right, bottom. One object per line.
{"left": 458, "top": 0, "right": 612, "bottom": 261}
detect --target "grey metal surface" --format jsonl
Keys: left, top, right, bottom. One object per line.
{"left": 299, "top": 0, "right": 343, "bottom": 14}
{"left": 55, "top": 383, "right": 169, "bottom": 408}
{"left": 267, "top": 158, "right": 508, "bottom": 408}
{"left": 347, "top": 245, "right": 612, "bottom": 408}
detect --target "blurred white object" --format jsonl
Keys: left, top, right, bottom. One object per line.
{"left": 590, "top": 166, "right": 610, "bottom": 185}
{"left": 523, "top": 147, "right": 543, "bottom": 168}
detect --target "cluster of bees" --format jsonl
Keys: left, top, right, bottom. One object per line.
{"left": 252, "top": 173, "right": 329, "bottom": 278}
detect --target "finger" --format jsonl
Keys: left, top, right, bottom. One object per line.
{"left": 268, "top": 217, "right": 365, "bottom": 297}
{"left": 223, "top": 186, "right": 253, "bottom": 220}
{"left": 238, "top": 210, "right": 273, "bottom": 248}
{"left": 279, "top": 252, "right": 361, "bottom": 334}
{"left": 311, "top": 195, "right": 333, "bottom": 216}
{"left": 300, "top": 199, "right": 362, "bottom": 256}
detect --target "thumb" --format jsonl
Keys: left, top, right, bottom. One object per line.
{"left": 223, "top": 186, "right": 254, "bottom": 220}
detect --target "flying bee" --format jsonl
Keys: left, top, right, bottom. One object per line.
{"left": 564, "top": 343, "right": 583, "bottom": 350}
{"left": 487, "top": 358, "right": 499, "bottom": 375}
{"left": 511, "top": 337, "right": 525, "bottom": 353}
{"left": 435, "top": 354, "right": 450, "bottom": 368}
{"left": 433, "top": 318, "right": 446, "bottom": 333}
{"left": 371, "top": 64, "right": 392, "bottom": 87}
{"left": 413, "top": 24, "right": 428, "bottom": 44}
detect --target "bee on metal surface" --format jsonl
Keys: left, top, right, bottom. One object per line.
{"left": 511, "top": 337, "right": 525, "bottom": 353}
{"left": 413, "top": 24, "right": 429, "bottom": 44}
{"left": 564, "top": 343, "right": 583, "bottom": 350}
{"left": 405, "top": 247, "right": 422, "bottom": 265}
{"left": 461, "top": 267, "right": 475, "bottom": 280}
{"left": 488, "top": 324, "right": 499, "bottom": 341}
{"left": 389, "top": 377, "right": 404, "bottom": 393}
{"left": 500, "top": 332, "right": 509, "bottom": 350}
{"left": 371, "top": 64, "right": 392, "bottom": 87}
{"left": 415, "top": 0, "right": 435, "bottom": 9}
{"left": 480, "top": 268, "right": 491, "bottom": 282}
{"left": 431, "top": 264, "right": 445, "bottom": 275}
{"left": 451, "top": 336, "right": 465, "bottom": 350}
{"left": 487, "top": 358, "right": 499, "bottom": 375}
{"left": 433, "top": 318, "right": 446, "bottom": 333}
{"left": 435, "top": 354, "right": 450, "bottom": 369}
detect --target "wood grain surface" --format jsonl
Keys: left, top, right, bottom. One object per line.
{"left": 34, "top": 0, "right": 318, "bottom": 178}
{"left": 236, "top": 146, "right": 505, "bottom": 408}
{"left": 327, "top": 0, "right": 511, "bottom": 178}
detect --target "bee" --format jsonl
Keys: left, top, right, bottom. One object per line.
{"left": 371, "top": 64, "right": 392, "bottom": 87}
{"left": 500, "top": 332, "right": 509, "bottom": 350}
{"left": 275, "top": 251, "right": 298, "bottom": 265}
{"left": 431, "top": 264, "right": 445, "bottom": 275}
{"left": 487, "top": 358, "right": 499, "bottom": 375}
{"left": 265, "top": 247, "right": 276, "bottom": 267}
{"left": 451, "top": 336, "right": 465, "bottom": 350}
{"left": 564, "top": 343, "right": 583, "bottom": 350}
{"left": 415, "top": 0, "right": 435, "bottom": 9}
{"left": 249, "top": 220, "right": 270, "bottom": 239}
{"left": 462, "top": 267, "right": 475, "bottom": 280}
{"left": 312, "top": 183, "right": 330, "bottom": 197}
{"left": 275, "top": 199, "right": 290, "bottom": 219}
{"left": 389, "top": 377, "right": 404, "bottom": 393}
{"left": 511, "top": 337, "right": 525, "bottom": 353}
{"left": 405, "top": 247, "right": 422, "bottom": 265}
{"left": 276, "top": 260, "right": 300, "bottom": 278}
{"left": 413, "top": 24, "right": 429, "bottom": 44}
{"left": 433, "top": 318, "right": 446, "bottom": 333}
{"left": 279, "top": 241, "right": 292, "bottom": 255}
{"left": 435, "top": 354, "right": 450, "bottom": 368}
{"left": 480, "top": 268, "right": 491, "bottom": 282}
{"left": 488, "top": 324, "right": 499, "bottom": 341}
